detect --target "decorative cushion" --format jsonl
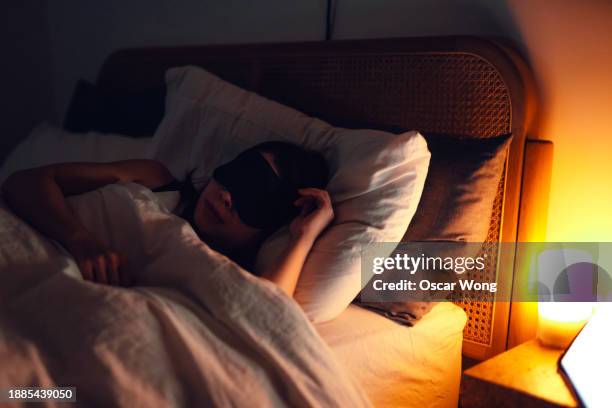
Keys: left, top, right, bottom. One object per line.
{"left": 63, "top": 80, "right": 165, "bottom": 137}
{"left": 404, "top": 133, "right": 512, "bottom": 242}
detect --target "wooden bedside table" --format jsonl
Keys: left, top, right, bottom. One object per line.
{"left": 460, "top": 340, "right": 578, "bottom": 407}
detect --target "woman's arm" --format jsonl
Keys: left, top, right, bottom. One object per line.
{"left": 1, "top": 160, "right": 174, "bottom": 285}
{"left": 259, "top": 188, "right": 334, "bottom": 297}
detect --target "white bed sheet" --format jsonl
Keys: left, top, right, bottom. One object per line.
{"left": 316, "top": 303, "right": 467, "bottom": 408}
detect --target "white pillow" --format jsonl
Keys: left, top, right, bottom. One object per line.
{"left": 0, "top": 123, "right": 151, "bottom": 185}
{"left": 149, "top": 66, "right": 430, "bottom": 322}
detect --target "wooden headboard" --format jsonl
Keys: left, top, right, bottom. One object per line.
{"left": 96, "top": 36, "right": 538, "bottom": 359}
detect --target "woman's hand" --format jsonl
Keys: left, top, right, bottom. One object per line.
{"left": 290, "top": 188, "right": 334, "bottom": 245}
{"left": 259, "top": 188, "right": 333, "bottom": 297}
{"left": 64, "top": 230, "right": 131, "bottom": 287}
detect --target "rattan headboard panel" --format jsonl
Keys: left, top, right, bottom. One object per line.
{"left": 256, "top": 54, "right": 511, "bottom": 137}
{"left": 97, "top": 37, "right": 535, "bottom": 358}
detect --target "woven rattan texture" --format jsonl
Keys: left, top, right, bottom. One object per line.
{"left": 257, "top": 54, "right": 511, "bottom": 137}
{"left": 256, "top": 53, "right": 510, "bottom": 346}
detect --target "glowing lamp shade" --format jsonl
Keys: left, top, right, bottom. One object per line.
{"left": 534, "top": 248, "right": 596, "bottom": 348}
{"left": 537, "top": 302, "right": 592, "bottom": 348}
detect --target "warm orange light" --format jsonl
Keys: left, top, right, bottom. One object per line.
{"left": 509, "top": 0, "right": 612, "bottom": 241}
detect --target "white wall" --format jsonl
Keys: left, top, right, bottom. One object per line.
{"left": 508, "top": 0, "right": 612, "bottom": 241}
{"left": 5, "top": 0, "right": 612, "bottom": 240}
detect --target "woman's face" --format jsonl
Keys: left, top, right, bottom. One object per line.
{"left": 192, "top": 152, "right": 277, "bottom": 252}
{"left": 192, "top": 178, "right": 262, "bottom": 251}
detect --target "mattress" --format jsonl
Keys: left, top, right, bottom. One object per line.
{"left": 315, "top": 303, "right": 467, "bottom": 408}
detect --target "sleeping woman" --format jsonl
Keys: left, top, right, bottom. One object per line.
{"left": 1, "top": 141, "right": 333, "bottom": 297}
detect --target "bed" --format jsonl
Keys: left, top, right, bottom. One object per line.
{"left": 92, "top": 34, "right": 537, "bottom": 354}
{"left": 0, "top": 36, "right": 539, "bottom": 407}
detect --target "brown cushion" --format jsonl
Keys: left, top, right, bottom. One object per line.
{"left": 63, "top": 80, "right": 165, "bottom": 137}
{"left": 404, "top": 133, "right": 512, "bottom": 242}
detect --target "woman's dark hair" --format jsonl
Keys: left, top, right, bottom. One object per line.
{"left": 249, "top": 141, "right": 329, "bottom": 190}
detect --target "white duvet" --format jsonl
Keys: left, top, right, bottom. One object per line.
{"left": 0, "top": 182, "right": 370, "bottom": 407}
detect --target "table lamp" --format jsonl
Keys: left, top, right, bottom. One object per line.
{"left": 534, "top": 248, "right": 596, "bottom": 348}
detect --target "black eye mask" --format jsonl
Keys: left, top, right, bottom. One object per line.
{"left": 212, "top": 150, "right": 299, "bottom": 229}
